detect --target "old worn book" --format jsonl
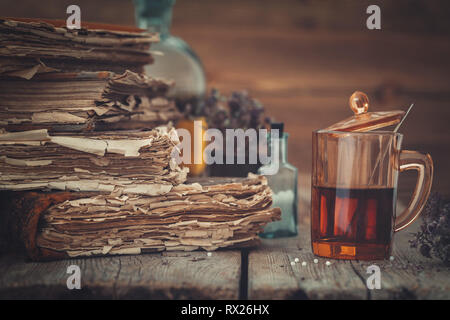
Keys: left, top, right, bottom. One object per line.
{"left": 0, "top": 126, "right": 188, "bottom": 194}
{"left": 0, "top": 70, "right": 180, "bottom": 132}
{"left": 0, "top": 18, "right": 157, "bottom": 76}
{"left": 0, "top": 175, "right": 280, "bottom": 261}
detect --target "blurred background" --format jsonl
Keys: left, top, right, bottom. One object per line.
{"left": 2, "top": 0, "right": 450, "bottom": 216}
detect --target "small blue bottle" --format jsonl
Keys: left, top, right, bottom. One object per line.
{"left": 258, "top": 123, "right": 298, "bottom": 238}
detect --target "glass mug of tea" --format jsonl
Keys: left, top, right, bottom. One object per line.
{"left": 311, "top": 130, "right": 433, "bottom": 260}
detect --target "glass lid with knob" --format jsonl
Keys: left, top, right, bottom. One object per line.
{"left": 324, "top": 91, "right": 406, "bottom": 132}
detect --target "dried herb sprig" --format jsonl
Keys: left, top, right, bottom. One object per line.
{"left": 180, "top": 89, "right": 270, "bottom": 131}
{"left": 203, "top": 89, "right": 269, "bottom": 131}
{"left": 410, "top": 193, "right": 450, "bottom": 266}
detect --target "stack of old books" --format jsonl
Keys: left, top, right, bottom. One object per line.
{"left": 0, "top": 18, "right": 180, "bottom": 132}
{"left": 0, "top": 18, "right": 280, "bottom": 260}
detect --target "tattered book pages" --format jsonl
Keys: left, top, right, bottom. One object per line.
{"left": 34, "top": 175, "right": 281, "bottom": 260}
{"left": 0, "top": 126, "right": 188, "bottom": 194}
{"left": 0, "top": 17, "right": 282, "bottom": 262}
{"left": 0, "top": 18, "right": 157, "bottom": 75}
{"left": 0, "top": 70, "right": 180, "bottom": 132}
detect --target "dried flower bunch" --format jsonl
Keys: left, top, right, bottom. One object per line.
{"left": 181, "top": 89, "right": 270, "bottom": 131}
{"left": 410, "top": 193, "right": 450, "bottom": 266}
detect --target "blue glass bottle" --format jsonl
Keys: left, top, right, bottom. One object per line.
{"left": 258, "top": 123, "right": 298, "bottom": 238}
{"left": 134, "top": 0, "right": 206, "bottom": 113}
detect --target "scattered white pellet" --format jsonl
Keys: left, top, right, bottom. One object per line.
{"left": 325, "top": 261, "right": 331, "bottom": 266}
{"left": 207, "top": 252, "right": 212, "bottom": 257}
{"left": 290, "top": 261, "right": 296, "bottom": 266}
{"left": 313, "top": 258, "right": 319, "bottom": 264}
{"left": 301, "top": 261, "right": 307, "bottom": 267}
{"left": 294, "top": 258, "right": 300, "bottom": 263}
{"left": 389, "top": 256, "right": 395, "bottom": 261}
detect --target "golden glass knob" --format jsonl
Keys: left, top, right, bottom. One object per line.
{"left": 349, "top": 91, "right": 369, "bottom": 115}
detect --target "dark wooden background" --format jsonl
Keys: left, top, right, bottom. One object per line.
{"left": 2, "top": 0, "right": 450, "bottom": 204}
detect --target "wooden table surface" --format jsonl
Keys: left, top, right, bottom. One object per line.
{"left": 1, "top": 221, "right": 448, "bottom": 300}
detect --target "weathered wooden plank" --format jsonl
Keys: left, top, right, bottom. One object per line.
{"left": 1, "top": 1, "right": 450, "bottom": 197}
{"left": 350, "top": 227, "right": 450, "bottom": 300}
{"left": 0, "top": 251, "right": 241, "bottom": 299}
{"left": 248, "top": 223, "right": 450, "bottom": 300}
{"left": 248, "top": 244, "right": 369, "bottom": 300}
{"left": 180, "top": 25, "right": 450, "bottom": 196}
{"left": 248, "top": 225, "right": 368, "bottom": 299}
{"left": 3, "top": 0, "right": 450, "bottom": 36}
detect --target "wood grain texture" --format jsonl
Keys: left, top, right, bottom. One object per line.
{"left": 248, "top": 224, "right": 367, "bottom": 300}
{"left": 0, "top": 0, "right": 449, "bottom": 195}
{"left": 0, "top": 2, "right": 448, "bottom": 195}
{"left": 1, "top": 223, "right": 448, "bottom": 299}
{"left": 350, "top": 229, "right": 450, "bottom": 300}
{"left": 248, "top": 223, "right": 450, "bottom": 300}
{"left": 184, "top": 26, "right": 450, "bottom": 198}
{"left": 0, "top": 251, "right": 241, "bottom": 299}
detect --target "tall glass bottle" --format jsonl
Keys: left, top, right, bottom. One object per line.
{"left": 258, "top": 123, "right": 298, "bottom": 238}
{"left": 133, "top": 0, "right": 206, "bottom": 114}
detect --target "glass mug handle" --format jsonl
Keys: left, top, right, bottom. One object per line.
{"left": 394, "top": 150, "right": 433, "bottom": 232}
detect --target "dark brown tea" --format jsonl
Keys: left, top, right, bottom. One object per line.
{"left": 311, "top": 186, "right": 395, "bottom": 260}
